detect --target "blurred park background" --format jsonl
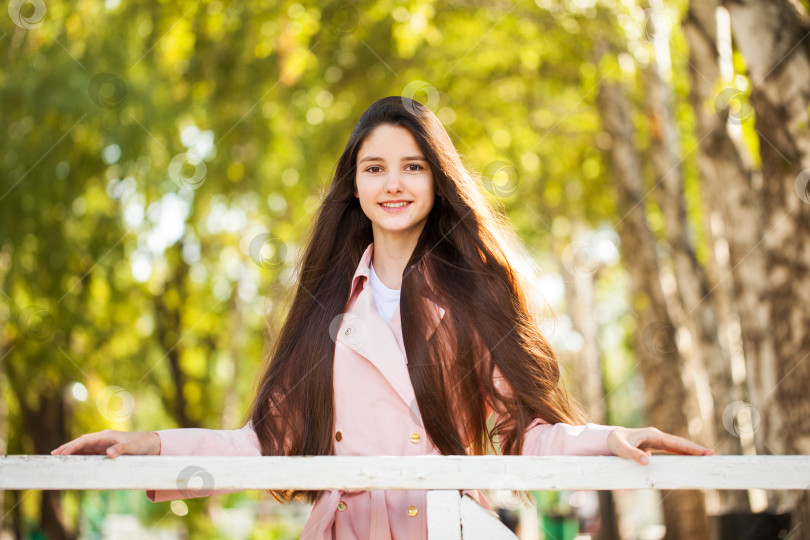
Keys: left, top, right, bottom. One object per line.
{"left": 2, "top": 0, "right": 809, "bottom": 538}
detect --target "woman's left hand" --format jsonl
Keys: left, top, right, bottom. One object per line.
{"left": 607, "top": 426, "right": 713, "bottom": 465}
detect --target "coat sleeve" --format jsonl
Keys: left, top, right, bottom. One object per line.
{"left": 486, "top": 350, "right": 618, "bottom": 457}
{"left": 146, "top": 420, "right": 262, "bottom": 503}
{"left": 519, "top": 411, "right": 617, "bottom": 456}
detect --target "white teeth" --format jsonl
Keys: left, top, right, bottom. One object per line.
{"left": 381, "top": 202, "right": 411, "bottom": 208}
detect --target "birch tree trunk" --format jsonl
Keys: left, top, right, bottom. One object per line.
{"left": 683, "top": 0, "right": 777, "bottom": 480}
{"left": 682, "top": 0, "right": 779, "bottom": 519}
{"left": 642, "top": 0, "right": 749, "bottom": 514}
{"left": 723, "top": 0, "right": 810, "bottom": 530}
{"left": 558, "top": 242, "right": 620, "bottom": 540}
{"left": 559, "top": 234, "right": 606, "bottom": 423}
{"left": 598, "top": 76, "right": 711, "bottom": 540}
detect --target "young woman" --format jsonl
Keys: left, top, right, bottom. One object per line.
{"left": 52, "top": 96, "right": 713, "bottom": 539}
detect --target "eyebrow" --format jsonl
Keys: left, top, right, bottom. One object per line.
{"left": 358, "top": 155, "right": 427, "bottom": 164}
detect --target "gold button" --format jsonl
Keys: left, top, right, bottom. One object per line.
{"left": 335, "top": 431, "right": 343, "bottom": 442}
{"left": 344, "top": 327, "right": 352, "bottom": 335}
{"left": 407, "top": 505, "right": 418, "bottom": 517}
{"left": 409, "top": 432, "right": 421, "bottom": 443}
{"left": 338, "top": 501, "right": 347, "bottom": 511}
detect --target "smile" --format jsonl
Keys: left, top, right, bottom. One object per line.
{"left": 380, "top": 201, "right": 413, "bottom": 208}
{"left": 379, "top": 201, "right": 413, "bottom": 210}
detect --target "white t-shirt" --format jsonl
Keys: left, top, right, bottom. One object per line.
{"left": 368, "top": 261, "right": 400, "bottom": 323}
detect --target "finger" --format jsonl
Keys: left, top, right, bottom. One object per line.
{"left": 64, "top": 435, "right": 103, "bottom": 455}
{"left": 52, "top": 436, "right": 85, "bottom": 455}
{"left": 649, "top": 432, "right": 713, "bottom": 455}
{"left": 107, "top": 435, "right": 143, "bottom": 457}
{"left": 54, "top": 432, "right": 113, "bottom": 456}
{"left": 52, "top": 442, "right": 74, "bottom": 455}
{"left": 51, "top": 435, "right": 90, "bottom": 456}
{"left": 53, "top": 435, "right": 91, "bottom": 454}
{"left": 617, "top": 443, "right": 651, "bottom": 465}
{"left": 634, "top": 448, "right": 651, "bottom": 465}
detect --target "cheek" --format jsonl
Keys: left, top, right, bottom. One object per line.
{"left": 354, "top": 178, "right": 367, "bottom": 199}
{"left": 355, "top": 183, "right": 375, "bottom": 210}
{"left": 423, "top": 175, "right": 435, "bottom": 198}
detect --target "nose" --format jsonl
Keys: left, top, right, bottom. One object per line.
{"left": 384, "top": 170, "right": 403, "bottom": 193}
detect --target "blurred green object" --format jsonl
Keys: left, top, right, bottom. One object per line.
{"left": 534, "top": 490, "right": 580, "bottom": 540}
{"left": 541, "top": 514, "right": 579, "bottom": 540}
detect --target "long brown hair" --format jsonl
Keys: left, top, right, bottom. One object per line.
{"left": 247, "top": 96, "right": 587, "bottom": 504}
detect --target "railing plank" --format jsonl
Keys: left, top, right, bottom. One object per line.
{"left": 426, "top": 490, "right": 461, "bottom": 540}
{"left": 0, "top": 455, "right": 810, "bottom": 490}
{"left": 458, "top": 494, "right": 519, "bottom": 539}
{"left": 1, "top": 455, "right": 808, "bottom": 491}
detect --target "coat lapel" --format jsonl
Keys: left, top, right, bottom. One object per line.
{"left": 337, "top": 243, "right": 446, "bottom": 408}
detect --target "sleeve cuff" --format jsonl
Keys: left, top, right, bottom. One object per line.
{"left": 522, "top": 419, "right": 619, "bottom": 456}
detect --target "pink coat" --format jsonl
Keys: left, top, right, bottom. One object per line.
{"left": 146, "top": 242, "right": 618, "bottom": 539}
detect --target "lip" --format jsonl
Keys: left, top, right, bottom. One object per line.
{"left": 378, "top": 200, "right": 413, "bottom": 213}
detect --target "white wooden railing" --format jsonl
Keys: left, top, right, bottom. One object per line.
{"left": 2, "top": 455, "right": 809, "bottom": 539}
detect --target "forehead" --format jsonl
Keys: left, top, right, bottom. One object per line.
{"left": 357, "top": 124, "right": 421, "bottom": 158}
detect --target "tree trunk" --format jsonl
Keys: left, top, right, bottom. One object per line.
{"left": 10, "top": 490, "right": 23, "bottom": 540}
{"left": 723, "top": 0, "right": 810, "bottom": 531}
{"left": 222, "top": 290, "right": 244, "bottom": 429}
{"left": 154, "top": 244, "right": 199, "bottom": 429}
{"left": 598, "top": 75, "right": 711, "bottom": 540}
{"left": 559, "top": 233, "right": 606, "bottom": 423}
{"left": 558, "top": 241, "right": 620, "bottom": 540}
{"left": 684, "top": 0, "right": 776, "bottom": 461}
{"left": 0, "top": 364, "right": 7, "bottom": 533}
{"left": 4, "top": 354, "right": 74, "bottom": 540}
{"left": 643, "top": 0, "right": 748, "bottom": 514}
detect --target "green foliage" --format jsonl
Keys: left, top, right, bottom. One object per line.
{"left": 0, "top": 0, "right": 714, "bottom": 536}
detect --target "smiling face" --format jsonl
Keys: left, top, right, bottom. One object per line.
{"left": 354, "top": 123, "right": 436, "bottom": 244}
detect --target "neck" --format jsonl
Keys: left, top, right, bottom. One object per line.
{"left": 370, "top": 232, "right": 419, "bottom": 290}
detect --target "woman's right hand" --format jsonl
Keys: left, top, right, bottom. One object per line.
{"left": 51, "top": 429, "right": 161, "bottom": 458}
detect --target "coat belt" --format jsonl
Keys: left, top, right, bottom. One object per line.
{"left": 300, "top": 489, "right": 392, "bottom": 539}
